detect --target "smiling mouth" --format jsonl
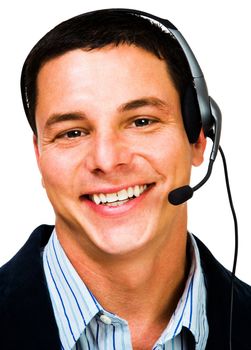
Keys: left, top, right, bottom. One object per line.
{"left": 83, "top": 184, "right": 152, "bottom": 207}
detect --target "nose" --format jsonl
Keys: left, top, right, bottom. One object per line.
{"left": 85, "top": 130, "right": 133, "bottom": 174}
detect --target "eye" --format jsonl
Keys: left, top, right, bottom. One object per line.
{"left": 65, "top": 130, "right": 83, "bottom": 138}
{"left": 58, "top": 129, "right": 88, "bottom": 139}
{"left": 133, "top": 118, "right": 154, "bottom": 127}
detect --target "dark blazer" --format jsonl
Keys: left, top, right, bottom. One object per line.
{"left": 0, "top": 225, "right": 251, "bottom": 350}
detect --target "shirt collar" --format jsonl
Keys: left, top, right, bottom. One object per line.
{"left": 157, "top": 233, "right": 208, "bottom": 349}
{"left": 43, "top": 230, "right": 208, "bottom": 350}
{"left": 43, "top": 230, "right": 102, "bottom": 350}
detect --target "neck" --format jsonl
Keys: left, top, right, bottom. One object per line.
{"left": 56, "top": 223, "right": 189, "bottom": 326}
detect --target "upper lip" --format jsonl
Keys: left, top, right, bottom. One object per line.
{"left": 81, "top": 182, "right": 154, "bottom": 196}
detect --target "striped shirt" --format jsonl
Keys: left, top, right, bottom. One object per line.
{"left": 43, "top": 230, "right": 208, "bottom": 350}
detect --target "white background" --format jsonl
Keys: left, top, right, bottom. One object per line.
{"left": 0, "top": 0, "right": 250, "bottom": 283}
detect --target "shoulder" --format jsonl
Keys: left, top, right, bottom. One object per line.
{"left": 0, "top": 225, "right": 53, "bottom": 279}
{"left": 195, "top": 235, "right": 251, "bottom": 298}
{"left": 0, "top": 224, "right": 54, "bottom": 315}
{"left": 0, "top": 225, "right": 61, "bottom": 348}
{"left": 194, "top": 236, "right": 251, "bottom": 349}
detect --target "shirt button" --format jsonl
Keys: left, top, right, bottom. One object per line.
{"left": 100, "top": 314, "right": 112, "bottom": 325}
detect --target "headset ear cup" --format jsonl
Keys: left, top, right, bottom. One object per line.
{"left": 181, "top": 83, "right": 202, "bottom": 143}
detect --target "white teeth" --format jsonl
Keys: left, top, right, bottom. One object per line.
{"left": 127, "top": 187, "right": 134, "bottom": 198}
{"left": 100, "top": 193, "right": 106, "bottom": 204}
{"left": 106, "top": 199, "right": 128, "bottom": 207}
{"left": 106, "top": 193, "right": 118, "bottom": 203}
{"left": 117, "top": 189, "right": 128, "bottom": 201}
{"left": 93, "top": 194, "right": 101, "bottom": 205}
{"left": 133, "top": 185, "right": 140, "bottom": 197}
{"left": 90, "top": 184, "right": 149, "bottom": 205}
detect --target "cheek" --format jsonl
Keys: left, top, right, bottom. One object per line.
{"left": 39, "top": 150, "right": 78, "bottom": 194}
{"left": 135, "top": 129, "right": 191, "bottom": 173}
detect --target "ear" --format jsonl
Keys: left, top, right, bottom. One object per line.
{"left": 33, "top": 135, "right": 45, "bottom": 188}
{"left": 191, "top": 129, "right": 207, "bottom": 167}
{"left": 33, "top": 134, "right": 40, "bottom": 165}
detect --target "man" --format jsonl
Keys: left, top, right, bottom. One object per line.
{"left": 0, "top": 8, "right": 250, "bottom": 350}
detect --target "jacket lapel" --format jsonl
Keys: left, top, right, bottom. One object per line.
{"left": 0, "top": 225, "right": 61, "bottom": 350}
{"left": 195, "top": 237, "right": 231, "bottom": 349}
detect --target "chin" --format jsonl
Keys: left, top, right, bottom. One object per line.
{"left": 77, "top": 217, "right": 155, "bottom": 258}
{"left": 92, "top": 227, "right": 147, "bottom": 255}
{"left": 95, "top": 239, "right": 148, "bottom": 257}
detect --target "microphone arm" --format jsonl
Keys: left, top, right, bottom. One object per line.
{"left": 168, "top": 97, "right": 222, "bottom": 206}
{"left": 168, "top": 158, "right": 214, "bottom": 205}
{"left": 193, "top": 158, "right": 214, "bottom": 192}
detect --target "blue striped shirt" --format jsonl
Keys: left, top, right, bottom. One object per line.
{"left": 43, "top": 230, "right": 208, "bottom": 350}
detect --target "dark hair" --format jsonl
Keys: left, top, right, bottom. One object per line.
{"left": 21, "top": 9, "right": 194, "bottom": 136}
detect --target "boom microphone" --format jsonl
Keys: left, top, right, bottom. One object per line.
{"left": 168, "top": 185, "right": 193, "bottom": 205}
{"left": 168, "top": 159, "right": 214, "bottom": 205}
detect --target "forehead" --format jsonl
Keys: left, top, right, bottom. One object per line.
{"left": 37, "top": 44, "right": 175, "bottom": 88}
{"left": 36, "top": 45, "right": 179, "bottom": 122}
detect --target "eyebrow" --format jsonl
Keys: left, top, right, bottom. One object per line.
{"left": 44, "top": 97, "right": 169, "bottom": 129}
{"left": 45, "top": 112, "right": 87, "bottom": 130}
{"left": 118, "top": 97, "right": 169, "bottom": 112}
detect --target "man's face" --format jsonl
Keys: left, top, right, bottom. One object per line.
{"left": 34, "top": 45, "right": 205, "bottom": 257}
